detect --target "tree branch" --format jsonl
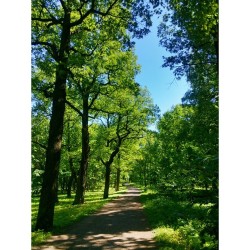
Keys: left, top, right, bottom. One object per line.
{"left": 65, "top": 100, "right": 83, "bottom": 116}
{"left": 70, "top": 8, "right": 93, "bottom": 27}
{"left": 69, "top": 41, "right": 99, "bottom": 58}
{"left": 126, "top": 135, "right": 144, "bottom": 140}
{"left": 70, "top": 0, "right": 119, "bottom": 27}
{"left": 88, "top": 113, "right": 98, "bottom": 120}
{"left": 32, "top": 140, "right": 47, "bottom": 150}
{"left": 88, "top": 91, "right": 100, "bottom": 109}
{"left": 32, "top": 16, "right": 63, "bottom": 26}
{"left": 59, "top": 0, "right": 68, "bottom": 12}
{"left": 32, "top": 41, "right": 59, "bottom": 61}
{"left": 92, "top": 0, "right": 119, "bottom": 17}
{"left": 100, "top": 158, "right": 106, "bottom": 166}
{"left": 89, "top": 107, "right": 117, "bottom": 115}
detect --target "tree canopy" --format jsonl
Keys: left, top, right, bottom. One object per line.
{"left": 32, "top": 1, "right": 218, "bottom": 246}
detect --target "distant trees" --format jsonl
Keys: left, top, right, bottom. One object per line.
{"left": 66, "top": 45, "right": 140, "bottom": 205}
{"left": 155, "top": 104, "right": 217, "bottom": 191}
{"left": 137, "top": 0, "right": 219, "bottom": 193}
{"left": 129, "top": 1, "right": 219, "bottom": 245}
{"left": 60, "top": 110, "right": 82, "bottom": 198}
{"left": 92, "top": 87, "right": 156, "bottom": 198}
{"left": 130, "top": 130, "right": 160, "bottom": 187}
{"left": 32, "top": 0, "right": 156, "bottom": 231}
{"left": 31, "top": 114, "right": 49, "bottom": 195}
{"left": 157, "top": 1, "right": 219, "bottom": 185}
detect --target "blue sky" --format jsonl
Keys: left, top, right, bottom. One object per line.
{"left": 133, "top": 16, "right": 190, "bottom": 116}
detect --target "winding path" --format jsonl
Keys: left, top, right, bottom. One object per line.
{"left": 32, "top": 187, "right": 157, "bottom": 249}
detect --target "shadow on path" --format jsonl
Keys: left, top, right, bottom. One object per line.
{"left": 33, "top": 187, "right": 157, "bottom": 249}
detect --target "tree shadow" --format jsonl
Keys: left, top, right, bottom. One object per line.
{"left": 33, "top": 231, "right": 157, "bottom": 249}
{"left": 32, "top": 187, "right": 158, "bottom": 249}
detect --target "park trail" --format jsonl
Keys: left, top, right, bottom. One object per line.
{"left": 32, "top": 186, "right": 157, "bottom": 249}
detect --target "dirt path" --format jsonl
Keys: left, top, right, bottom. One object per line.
{"left": 32, "top": 187, "right": 157, "bottom": 249}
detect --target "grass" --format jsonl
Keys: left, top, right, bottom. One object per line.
{"left": 32, "top": 187, "right": 127, "bottom": 246}
{"left": 139, "top": 188, "right": 218, "bottom": 250}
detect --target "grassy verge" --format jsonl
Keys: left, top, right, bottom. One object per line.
{"left": 32, "top": 187, "right": 127, "bottom": 246}
{"left": 139, "top": 188, "right": 218, "bottom": 250}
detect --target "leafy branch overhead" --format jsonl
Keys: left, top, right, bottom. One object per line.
{"left": 32, "top": 1, "right": 218, "bottom": 247}
{"left": 32, "top": 0, "right": 156, "bottom": 231}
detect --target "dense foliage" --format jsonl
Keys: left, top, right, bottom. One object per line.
{"left": 32, "top": 0, "right": 218, "bottom": 248}
{"left": 130, "top": 0, "right": 218, "bottom": 248}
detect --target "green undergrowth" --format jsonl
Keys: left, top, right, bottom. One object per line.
{"left": 139, "top": 188, "right": 218, "bottom": 250}
{"left": 32, "top": 187, "right": 127, "bottom": 246}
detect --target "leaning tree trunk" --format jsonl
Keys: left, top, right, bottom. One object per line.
{"left": 73, "top": 93, "right": 89, "bottom": 204}
{"left": 35, "top": 14, "right": 70, "bottom": 231}
{"left": 102, "top": 145, "right": 121, "bottom": 199}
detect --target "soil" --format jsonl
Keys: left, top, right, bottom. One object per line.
{"left": 32, "top": 186, "right": 157, "bottom": 249}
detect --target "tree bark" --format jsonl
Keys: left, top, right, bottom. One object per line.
{"left": 73, "top": 93, "right": 89, "bottom": 204}
{"left": 115, "top": 153, "right": 121, "bottom": 191}
{"left": 67, "top": 158, "right": 76, "bottom": 198}
{"left": 115, "top": 167, "right": 121, "bottom": 191}
{"left": 35, "top": 65, "right": 67, "bottom": 231}
{"left": 103, "top": 164, "right": 111, "bottom": 199}
{"left": 102, "top": 146, "right": 120, "bottom": 199}
{"left": 35, "top": 12, "right": 70, "bottom": 231}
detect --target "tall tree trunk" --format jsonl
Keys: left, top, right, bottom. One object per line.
{"left": 102, "top": 146, "right": 120, "bottom": 199}
{"left": 102, "top": 115, "right": 126, "bottom": 199}
{"left": 115, "top": 153, "right": 121, "bottom": 191}
{"left": 115, "top": 167, "right": 121, "bottom": 191}
{"left": 73, "top": 93, "right": 89, "bottom": 204}
{"left": 35, "top": 13, "right": 70, "bottom": 231}
{"left": 35, "top": 66, "right": 67, "bottom": 231}
{"left": 66, "top": 120, "right": 75, "bottom": 198}
{"left": 103, "top": 164, "right": 111, "bottom": 199}
{"left": 67, "top": 158, "right": 76, "bottom": 198}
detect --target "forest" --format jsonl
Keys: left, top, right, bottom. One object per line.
{"left": 32, "top": 0, "right": 218, "bottom": 249}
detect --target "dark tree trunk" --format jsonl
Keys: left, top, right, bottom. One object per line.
{"left": 103, "top": 164, "right": 111, "bottom": 199}
{"left": 67, "top": 158, "right": 76, "bottom": 198}
{"left": 102, "top": 146, "right": 120, "bottom": 199}
{"left": 115, "top": 167, "right": 121, "bottom": 191}
{"left": 35, "top": 13, "right": 70, "bottom": 232}
{"left": 66, "top": 120, "right": 75, "bottom": 198}
{"left": 115, "top": 153, "right": 121, "bottom": 191}
{"left": 101, "top": 119, "right": 128, "bottom": 199}
{"left": 35, "top": 68, "right": 67, "bottom": 231}
{"left": 60, "top": 176, "right": 67, "bottom": 193}
{"left": 73, "top": 93, "right": 89, "bottom": 204}
{"left": 67, "top": 174, "right": 74, "bottom": 198}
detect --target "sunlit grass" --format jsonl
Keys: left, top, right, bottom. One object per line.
{"left": 32, "top": 187, "right": 127, "bottom": 246}
{"left": 154, "top": 226, "right": 185, "bottom": 250}
{"left": 32, "top": 231, "right": 52, "bottom": 246}
{"left": 139, "top": 188, "right": 218, "bottom": 250}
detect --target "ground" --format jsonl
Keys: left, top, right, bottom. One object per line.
{"left": 32, "top": 186, "right": 157, "bottom": 249}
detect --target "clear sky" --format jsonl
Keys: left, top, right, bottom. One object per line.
{"left": 133, "top": 16, "right": 190, "bottom": 116}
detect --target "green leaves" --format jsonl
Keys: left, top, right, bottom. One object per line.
{"left": 158, "top": 0, "right": 218, "bottom": 79}
{"left": 150, "top": 0, "right": 218, "bottom": 194}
